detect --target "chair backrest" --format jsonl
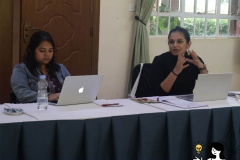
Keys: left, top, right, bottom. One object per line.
{"left": 10, "top": 91, "right": 17, "bottom": 103}
{"left": 131, "top": 63, "right": 152, "bottom": 98}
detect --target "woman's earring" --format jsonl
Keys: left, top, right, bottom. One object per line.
{"left": 187, "top": 49, "right": 190, "bottom": 55}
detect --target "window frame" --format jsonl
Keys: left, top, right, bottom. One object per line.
{"left": 150, "top": 0, "right": 240, "bottom": 38}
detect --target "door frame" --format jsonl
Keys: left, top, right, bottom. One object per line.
{"left": 92, "top": 0, "right": 100, "bottom": 74}
{"left": 12, "top": 0, "right": 100, "bottom": 75}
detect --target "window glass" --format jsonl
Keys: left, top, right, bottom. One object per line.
{"left": 229, "top": 19, "right": 238, "bottom": 36}
{"left": 150, "top": 16, "right": 157, "bottom": 35}
{"left": 170, "top": 17, "right": 181, "bottom": 30}
{"left": 196, "top": 0, "right": 205, "bottom": 13}
{"left": 230, "top": 0, "right": 238, "bottom": 15}
{"left": 171, "top": 0, "right": 181, "bottom": 12}
{"left": 185, "top": 0, "right": 194, "bottom": 13}
{"left": 159, "top": 0, "right": 170, "bottom": 12}
{"left": 153, "top": 0, "right": 158, "bottom": 11}
{"left": 195, "top": 18, "right": 205, "bottom": 36}
{"left": 206, "top": 19, "right": 216, "bottom": 36}
{"left": 207, "top": 0, "right": 216, "bottom": 13}
{"left": 184, "top": 18, "right": 194, "bottom": 36}
{"left": 158, "top": 16, "right": 169, "bottom": 35}
{"left": 219, "top": 19, "right": 228, "bottom": 37}
{"left": 220, "top": 0, "right": 229, "bottom": 14}
{"left": 149, "top": 0, "right": 239, "bottom": 38}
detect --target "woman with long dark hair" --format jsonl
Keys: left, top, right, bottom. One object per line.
{"left": 11, "top": 30, "right": 70, "bottom": 103}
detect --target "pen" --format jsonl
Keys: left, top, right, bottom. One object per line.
{"left": 101, "top": 103, "right": 120, "bottom": 106}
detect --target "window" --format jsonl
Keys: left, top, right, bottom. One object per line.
{"left": 149, "top": 0, "right": 240, "bottom": 38}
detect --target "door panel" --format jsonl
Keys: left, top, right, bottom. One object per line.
{"left": 0, "top": 0, "right": 13, "bottom": 103}
{"left": 21, "top": 0, "right": 94, "bottom": 75}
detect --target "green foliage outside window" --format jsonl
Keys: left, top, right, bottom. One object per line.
{"left": 195, "top": 18, "right": 205, "bottom": 36}
{"left": 159, "top": 3, "right": 169, "bottom": 12}
{"left": 206, "top": 19, "right": 216, "bottom": 36}
{"left": 150, "top": 16, "right": 180, "bottom": 35}
{"left": 158, "top": 16, "right": 169, "bottom": 35}
{"left": 219, "top": 19, "right": 228, "bottom": 36}
{"left": 150, "top": 16, "right": 157, "bottom": 35}
{"left": 150, "top": 2, "right": 229, "bottom": 36}
{"left": 150, "top": 17, "right": 228, "bottom": 36}
{"left": 184, "top": 18, "right": 194, "bottom": 36}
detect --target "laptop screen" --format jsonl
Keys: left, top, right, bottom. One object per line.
{"left": 192, "top": 73, "right": 232, "bottom": 102}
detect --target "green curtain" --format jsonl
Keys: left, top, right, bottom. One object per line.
{"left": 127, "top": 0, "right": 155, "bottom": 95}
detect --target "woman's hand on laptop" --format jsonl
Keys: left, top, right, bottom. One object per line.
{"left": 48, "top": 93, "right": 60, "bottom": 102}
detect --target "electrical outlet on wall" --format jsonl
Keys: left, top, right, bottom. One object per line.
{"left": 129, "top": 4, "right": 136, "bottom": 12}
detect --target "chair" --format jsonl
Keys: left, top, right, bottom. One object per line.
{"left": 130, "top": 63, "right": 152, "bottom": 98}
{"left": 10, "top": 91, "right": 17, "bottom": 103}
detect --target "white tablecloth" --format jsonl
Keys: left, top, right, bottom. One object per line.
{"left": 0, "top": 99, "right": 163, "bottom": 123}
{"left": 1, "top": 97, "right": 240, "bottom": 124}
{"left": 146, "top": 96, "right": 240, "bottom": 111}
{"left": 0, "top": 105, "right": 37, "bottom": 123}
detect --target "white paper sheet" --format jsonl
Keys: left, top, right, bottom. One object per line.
{"left": 94, "top": 99, "right": 123, "bottom": 107}
{"left": 144, "top": 96, "right": 208, "bottom": 109}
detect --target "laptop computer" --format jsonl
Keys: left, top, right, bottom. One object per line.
{"left": 176, "top": 73, "right": 232, "bottom": 102}
{"left": 54, "top": 75, "right": 103, "bottom": 106}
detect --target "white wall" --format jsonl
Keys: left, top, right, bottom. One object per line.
{"left": 98, "top": 1, "right": 240, "bottom": 99}
{"left": 98, "top": 0, "right": 136, "bottom": 99}
{"left": 149, "top": 38, "right": 240, "bottom": 91}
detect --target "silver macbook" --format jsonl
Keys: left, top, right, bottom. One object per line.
{"left": 54, "top": 75, "right": 103, "bottom": 106}
{"left": 177, "top": 73, "right": 232, "bottom": 102}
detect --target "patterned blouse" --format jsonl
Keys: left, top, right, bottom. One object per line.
{"left": 46, "top": 74, "right": 62, "bottom": 93}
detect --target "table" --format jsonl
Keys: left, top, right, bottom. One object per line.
{"left": 1, "top": 98, "right": 240, "bottom": 160}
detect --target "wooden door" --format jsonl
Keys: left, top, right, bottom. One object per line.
{"left": 21, "top": 0, "right": 98, "bottom": 75}
{"left": 0, "top": 0, "right": 13, "bottom": 103}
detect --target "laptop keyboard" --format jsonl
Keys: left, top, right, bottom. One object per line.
{"left": 48, "top": 101, "right": 57, "bottom": 105}
{"left": 176, "top": 94, "right": 194, "bottom": 101}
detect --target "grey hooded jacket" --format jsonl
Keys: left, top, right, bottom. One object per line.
{"left": 11, "top": 63, "right": 71, "bottom": 103}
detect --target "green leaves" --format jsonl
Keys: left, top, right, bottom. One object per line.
{"left": 170, "top": 17, "right": 180, "bottom": 30}
{"left": 159, "top": 3, "right": 169, "bottom": 12}
{"left": 158, "top": 16, "right": 169, "bottom": 32}
{"left": 157, "top": 17, "right": 180, "bottom": 35}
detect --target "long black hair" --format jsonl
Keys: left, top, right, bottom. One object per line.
{"left": 24, "top": 30, "right": 60, "bottom": 76}
{"left": 208, "top": 142, "right": 225, "bottom": 159}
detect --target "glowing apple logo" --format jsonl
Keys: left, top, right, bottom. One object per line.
{"left": 79, "top": 87, "right": 84, "bottom": 93}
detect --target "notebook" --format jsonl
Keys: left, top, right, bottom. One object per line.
{"left": 54, "top": 75, "right": 103, "bottom": 106}
{"left": 177, "top": 73, "right": 232, "bottom": 102}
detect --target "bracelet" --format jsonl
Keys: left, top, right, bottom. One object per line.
{"left": 199, "top": 67, "right": 207, "bottom": 71}
{"left": 172, "top": 70, "right": 178, "bottom": 76}
{"left": 198, "top": 64, "right": 207, "bottom": 71}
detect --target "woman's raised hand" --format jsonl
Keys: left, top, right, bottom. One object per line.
{"left": 186, "top": 50, "right": 204, "bottom": 68}
{"left": 174, "top": 52, "right": 189, "bottom": 74}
